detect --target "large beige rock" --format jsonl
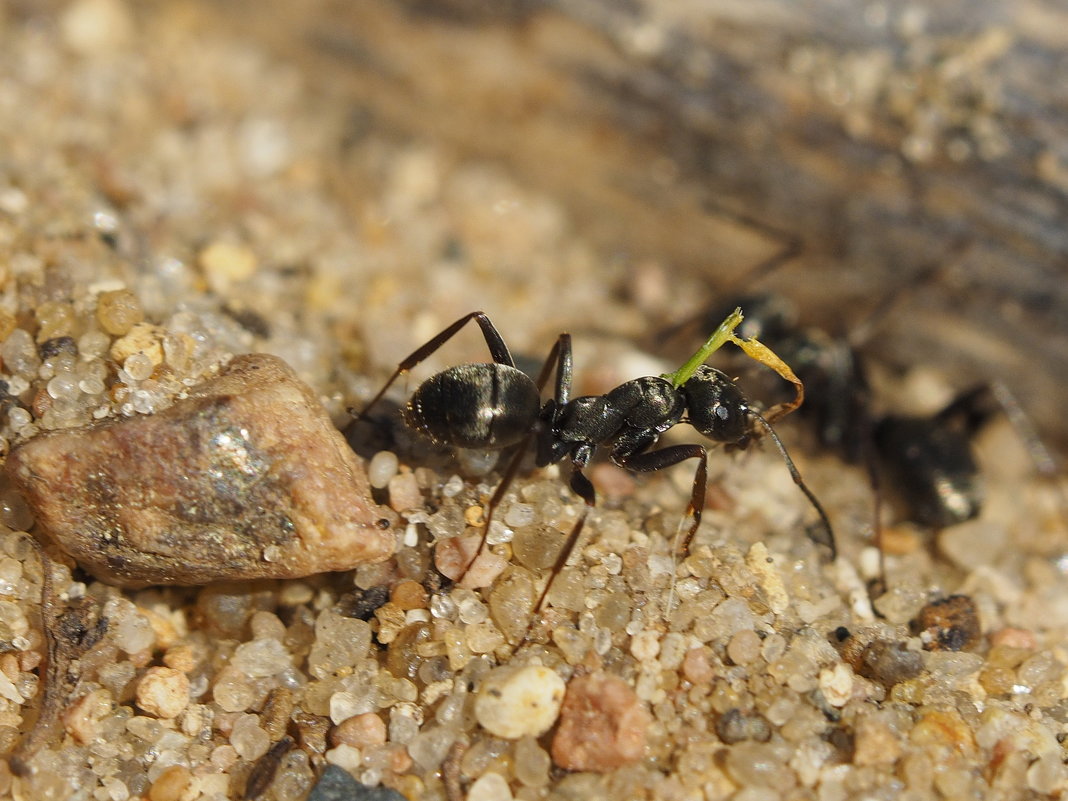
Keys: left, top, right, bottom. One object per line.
{"left": 6, "top": 354, "right": 395, "bottom": 587}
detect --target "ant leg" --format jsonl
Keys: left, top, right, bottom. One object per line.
{"left": 465, "top": 333, "right": 572, "bottom": 577}
{"left": 939, "top": 381, "right": 1068, "bottom": 526}
{"left": 934, "top": 382, "right": 1059, "bottom": 477}
{"left": 530, "top": 462, "right": 596, "bottom": 616}
{"left": 462, "top": 436, "right": 534, "bottom": 573}
{"left": 535, "top": 333, "right": 572, "bottom": 402}
{"left": 355, "top": 311, "right": 516, "bottom": 419}
{"left": 986, "top": 380, "right": 1061, "bottom": 480}
{"left": 857, "top": 418, "right": 887, "bottom": 600}
{"left": 613, "top": 442, "right": 710, "bottom": 556}
{"left": 749, "top": 412, "right": 836, "bottom": 558}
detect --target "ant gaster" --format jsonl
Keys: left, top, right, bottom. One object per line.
{"left": 358, "top": 309, "right": 835, "bottom": 617}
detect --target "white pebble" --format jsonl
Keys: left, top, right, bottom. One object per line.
{"left": 124, "top": 351, "right": 155, "bottom": 381}
{"left": 442, "top": 474, "right": 464, "bottom": 497}
{"left": 746, "top": 542, "right": 789, "bottom": 615}
{"left": 403, "top": 522, "right": 419, "bottom": 547}
{"left": 455, "top": 592, "right": 488, "bottom": 624}
{"left": 113, "top": 611, "right": 155, "bottom": 654}
{"left": 231, "top": 637, "right": 292, "bottom": 678}
{"left": 504, "top": 502, "right": 535, "bottom": 528}
{"left": 630, "top": 630, "right": 661, "bottom": 662}
{"left": 231, "top": 714, "right": 270, "bottom": 761}
{"left": 47, "top": 374, "right": 80, "bottom": 400}
{"left": 78, "top": 376, "right": 106, "bottom": 395}
{"left": 78, "top": 330, "right": 111, "bottom": 360}
{"left": 819, "top": 662, "right": 854, "bottom": 707}
{"left": 7, "top": 407, "right": 31, "bottom": 430}
{"left": 474, "top": 665, "right": 565, "bottom": 739}
{"left": 467, "top": 772, "right": 514, "bottom": 801}
{"left": 330, "top": 691, "right": 374, "bottom": 725}
{"left": 325, "top": 743, "right": 363, "bottom": 771}
{"left": 368, "top": 450, "right": 399, "bottom": 489}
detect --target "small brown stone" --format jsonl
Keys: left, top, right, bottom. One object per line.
{"left": 911, "top": 595, "right": 982, "bottom": 652}
{"left": 6, "top": 354, "right": 395, "bottom": 586}
{"left": 260, "top": 688, "right": 296, "bottom": 741}
{"left": 162, "top": 643, "right": 200, "bottom": 674}
{"left": 387, "top": 469, "right": 423, "bottom": 513}
{"left": 551, "top": 671, "right": 650, "bottom": 773}
{"left": 149, "top": 765, "right": 193, "bottom": 801}
{"left": 853, "top": 712, "right": 902, "bottom": 766}
{"left": 681, "top": 646, "right": 714, "bottom": 685}
{"left": 910, "top": 706, "right": 977, "bottom": 756}
{"left": 293, "top": 711, "right": 330, "bottom": 758}
{"left": 391, "top": 579, "right": 428, "bottom": 611}
{"left": 858, "top": 639, "right": 924, "bottom": 687}
{"left": 63, "top": 688, "right": 113, "bottom": 745}
{"left": 330, "top": 712, "right": 386, "bottom": 749}
{"left": 989, "top": 627, "right": 1037, "bottom": 651}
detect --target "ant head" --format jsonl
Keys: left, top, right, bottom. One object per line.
{"left": 681, "top": 365, "right": 750, "bottom": 444}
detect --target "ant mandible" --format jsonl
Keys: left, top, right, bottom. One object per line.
{"left": 357, "top": 309, "right": 835, "bottom": 615}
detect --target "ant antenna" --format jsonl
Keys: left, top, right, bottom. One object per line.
{"left": 749, "top": 411, "right": 837, "bottom": 559}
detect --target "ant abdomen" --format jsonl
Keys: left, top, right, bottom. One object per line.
{"left": 681, "top": 366, "right": 750, "bottom": 443}
{"left": 875, "top": 415, "right": 982, "bottom": 528}
{"left": 404, "top": 363, "right": 540, "bottom": 449}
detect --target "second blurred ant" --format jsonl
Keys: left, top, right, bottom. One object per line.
{"left": 666, "top": 259, "right": 1061, "bottom": 592}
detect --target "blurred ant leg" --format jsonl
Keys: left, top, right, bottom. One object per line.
{"left": 987, "top": 380, "right": 1060, "bottom": 479}
{"left": 941, "top": 381, "right": 1068, "bottom": 524}
{"left": 934, "top": 380, "right": 1058, "bottom": 475}
{"left": 858, "top": 423, "right": 887, "bottom": 599}
{"left": 749, "top": 412, "right": 837, "bottom": 558}
{"left": 463, "top": 334, "right": 572, "bottom": 577}
{"left": 847, "top": 236, "right": 975, "bottom": 348}
{"left": 656, "top": 219, "right": 801, "bottom": 345}
{"left": 356, "top": 311, "right": 515, "bottom": 419}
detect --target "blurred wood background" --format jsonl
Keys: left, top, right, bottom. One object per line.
{"left": 191, "top": 0, "right": 1068, "bottom": 444}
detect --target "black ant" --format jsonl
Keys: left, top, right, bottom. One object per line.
{"left": 357, "top": 309, "right": 835, "bottom": 620}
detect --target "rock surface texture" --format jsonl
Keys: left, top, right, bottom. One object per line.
{"left": 6, "top": 353, "right": 394, "bottom": 586}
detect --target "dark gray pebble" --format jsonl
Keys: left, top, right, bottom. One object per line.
{"left": 307, "top": 765, "right": 406, "bottom": 801}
